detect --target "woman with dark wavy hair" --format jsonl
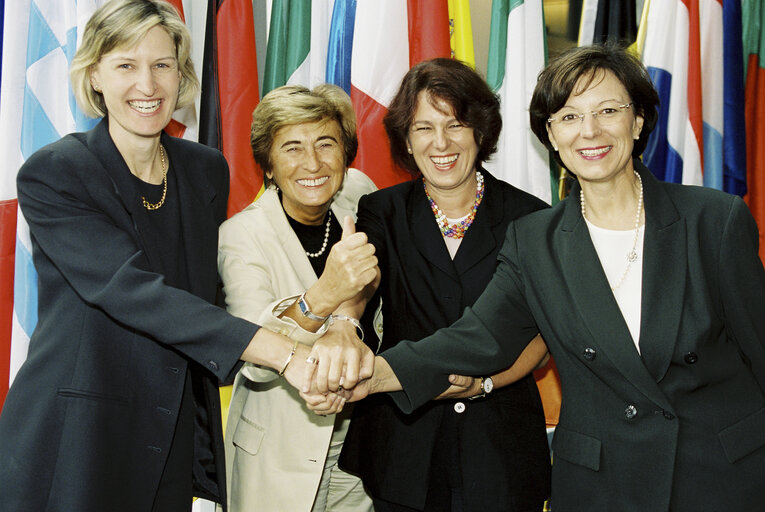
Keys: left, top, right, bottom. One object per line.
{"left": 338, "top": 58, "right": 552, "bottom": 512}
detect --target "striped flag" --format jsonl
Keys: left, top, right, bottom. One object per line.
{"left": 743, "top": 0, "right": 765, "bottom": 262}
{"left": 198, "top": 0, "right": 260, "bottom": 217}
{"left": 485, "top": 0, "right": 553, "bottom": 204}
{"left": 271, "top": 1, "right": 340, "bottom": 90}
{"left": 262, "top": 0, "right": 311, "bottom": 94}
{"left": 0, "top": 0, "right": 103, "bottom": 410}
{"left": 448, "top": 0, "right": 475, "bottom": 66}
{"left": 350, "top": 0, "right": 451, "bottom": 189}
{"left": 641, "top": 0, "right": 705, "bottom": 186}
{"left": 578, "top": 0, "right": 638, "bottom": 46}
{"left": 326, "top": 0, "right": 355, "bottom": 92}
{"left": 162, "top": 0, "right": 206, "bottom": 143}
{"left": 640, "top": 0, "right": 746, "bottom": 195}
{"left": 719, "top": 0, "right": 746, "bottom": 196}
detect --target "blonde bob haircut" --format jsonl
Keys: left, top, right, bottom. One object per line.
{"left": 251, "top": 84, "right": 358, "bottom": 189}
{"left": 70, "top": 0, "right": 198, "bottom": 119}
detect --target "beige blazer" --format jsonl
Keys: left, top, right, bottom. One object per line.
{"left": 218, "top": 169, "right": 376, "bottom": 512}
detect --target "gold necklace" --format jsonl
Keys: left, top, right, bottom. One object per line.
{"left": 580, "top": 170, "right": 643, "bottom": 291}
{"left": 142, "top": 144, "right": 167, "bottom": 211}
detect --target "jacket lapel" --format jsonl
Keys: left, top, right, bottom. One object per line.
{"left": 561, "top": 176, "right": 672, "bottom": 410}
{"left": 408, "top": 178, "right": 459, "bottom": 282}
{"left": 635, "top": 163, "right": 686, "bottom": 383}
{"left": 453, "top": 170, "right": 502, "bottom": 276}
{"left": 260, "top": 188, "right": 320, "bottom": 286}
{"left": 85, "top": 119, "right": 163, "bottom": 272}
{"left": 166, "top": 133, "right": 220, "bottom": 298}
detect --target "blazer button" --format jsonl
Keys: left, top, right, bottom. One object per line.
{"left": 663, "top": 410, "right": 675, "bottom": 420}
{"left": 208, "top": 360, "right": 219, "bottom": 371}
{"left": 684, "top": 352, "right": 698, "bottom": 364}
{"left": 583, "top": 347, "right": 597, "bottom": 361}
{"left": 454, "top": 402, "right": 466, "bottom": 414}
{"left": 624, "top": 405, "right": 638, "bottom": 420}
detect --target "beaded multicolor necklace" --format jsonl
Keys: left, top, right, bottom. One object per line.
{"left": 423, "top": 171, "right": 485, "bottom": 239}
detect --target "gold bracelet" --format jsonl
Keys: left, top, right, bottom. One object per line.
{"left": 331, "top": 314, "right": 364, "bottom": 341}
{"left": 278, "top": 340, "right": 300, "bottom": 376}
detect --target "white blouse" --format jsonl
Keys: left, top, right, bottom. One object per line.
{"left": 585, "top": 219, "right": 646, "bottom": 353}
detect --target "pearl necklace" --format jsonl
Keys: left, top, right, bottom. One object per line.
{"left": 305, "top": 210, "right": 332, "bottom": 258}
{"left": 424, "top": 171, "right": 485, "bottom": 239}
{"left": 580, "top": 170, "right": 643, "bottom": 291}
{"left": 142, "top": 144, "right": 168, "bottom": 211}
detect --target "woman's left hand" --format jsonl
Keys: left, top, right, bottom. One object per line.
{"left": 307, "top": 217, "right": 378, "bottom": 315}
{"left": 435, "top": 374, "right": 480, "bottom": 399}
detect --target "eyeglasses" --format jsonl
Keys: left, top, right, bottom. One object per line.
{"left": 547, "top": 102, "right": 634, "bottom": 129}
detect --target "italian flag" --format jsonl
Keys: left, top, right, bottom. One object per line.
{"left": 485, "top": 0, "right": 555, "bottom": 204}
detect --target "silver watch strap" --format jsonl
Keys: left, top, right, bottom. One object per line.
{"left": 297, "top": 292, "right": 329, "bottom": 322}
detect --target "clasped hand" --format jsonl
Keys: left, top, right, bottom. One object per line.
{"left": 292, "top": 318, "right": 374, "bottom": 415}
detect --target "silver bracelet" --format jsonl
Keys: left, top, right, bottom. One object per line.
{"left": 331, "top": 314, "right": 364, "bottom": 341}
{"left": 278, "top": 340, "right": 300, "bottom": 376}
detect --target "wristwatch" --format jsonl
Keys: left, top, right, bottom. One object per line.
{"left": 469, "top": 376, "right": 494, "bottom": 400}
{"left": 297, "top": 292, "right": 330, "bottom": 322}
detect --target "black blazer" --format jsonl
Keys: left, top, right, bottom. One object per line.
{"left": 0, "top": 120, "right": 257, "bottom": 511}
{"left": 384, "top": 162, "right": 765, "bottom": 511}
{"left": 340, "top": 170, "right": 551, "bottom": 511}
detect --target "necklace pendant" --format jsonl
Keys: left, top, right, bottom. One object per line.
{"left": 627, "top": 250, "right": 638, "bottom": 262}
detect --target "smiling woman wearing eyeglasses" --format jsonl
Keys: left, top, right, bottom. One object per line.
{"left": 335, "top": 43, "right": 765, "bottom": 511}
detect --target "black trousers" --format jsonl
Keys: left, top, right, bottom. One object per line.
{"left": 372, "top": 410, "right": 464, "bottom": 512}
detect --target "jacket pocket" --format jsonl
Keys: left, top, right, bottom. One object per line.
{"left": 57, "top": 387, "right": 129, "bottom": 404}
{"left": 552, "top": 425, "right": 602, "bottom": 471}
{"left": 718, "top": 406, "right": 765, "bottom": 463}
{"left": 232, "top": 415, "right": 266, "bottom": 456}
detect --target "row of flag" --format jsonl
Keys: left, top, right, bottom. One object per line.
{"left": 0, "top": 1, "right": 763, "bottom": 507}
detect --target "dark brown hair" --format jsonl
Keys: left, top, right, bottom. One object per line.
{"left": 529, "top": 43, "right": 659, "bottom": 168}
{"left": 383, "top": 58, "right": 501, "bottom": 175}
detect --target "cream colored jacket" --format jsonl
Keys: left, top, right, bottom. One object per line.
{"left": 217, "top": 169, "right": 376, "bottom": 511}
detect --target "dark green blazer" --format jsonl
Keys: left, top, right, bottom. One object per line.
{"left": 0, "top": 120, "right": 257, "bottom": 511}
{"left": 384, "top": 161, "right": 765, "bottom": 511}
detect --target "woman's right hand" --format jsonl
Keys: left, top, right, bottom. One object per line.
{"left": 435, "top": 374, "right": 480, "bottom": 399}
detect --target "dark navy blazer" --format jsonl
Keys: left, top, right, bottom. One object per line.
{"left": 0, "top": 120, "right": 257, "bottom": 511}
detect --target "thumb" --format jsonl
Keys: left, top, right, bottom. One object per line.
{"left": 341, "top": 215, "right": 356, "bottom": 240}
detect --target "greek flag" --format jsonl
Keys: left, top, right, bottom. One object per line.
{"left": 0, "top": 0, "right": 103, "bottom": 406}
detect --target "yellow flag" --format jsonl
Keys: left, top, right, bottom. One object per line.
{"left": 220, "top": 385, "right": 233, "bottom": 436}
{"left": 448, "top": 0, "right": 475, "bottom": 67}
